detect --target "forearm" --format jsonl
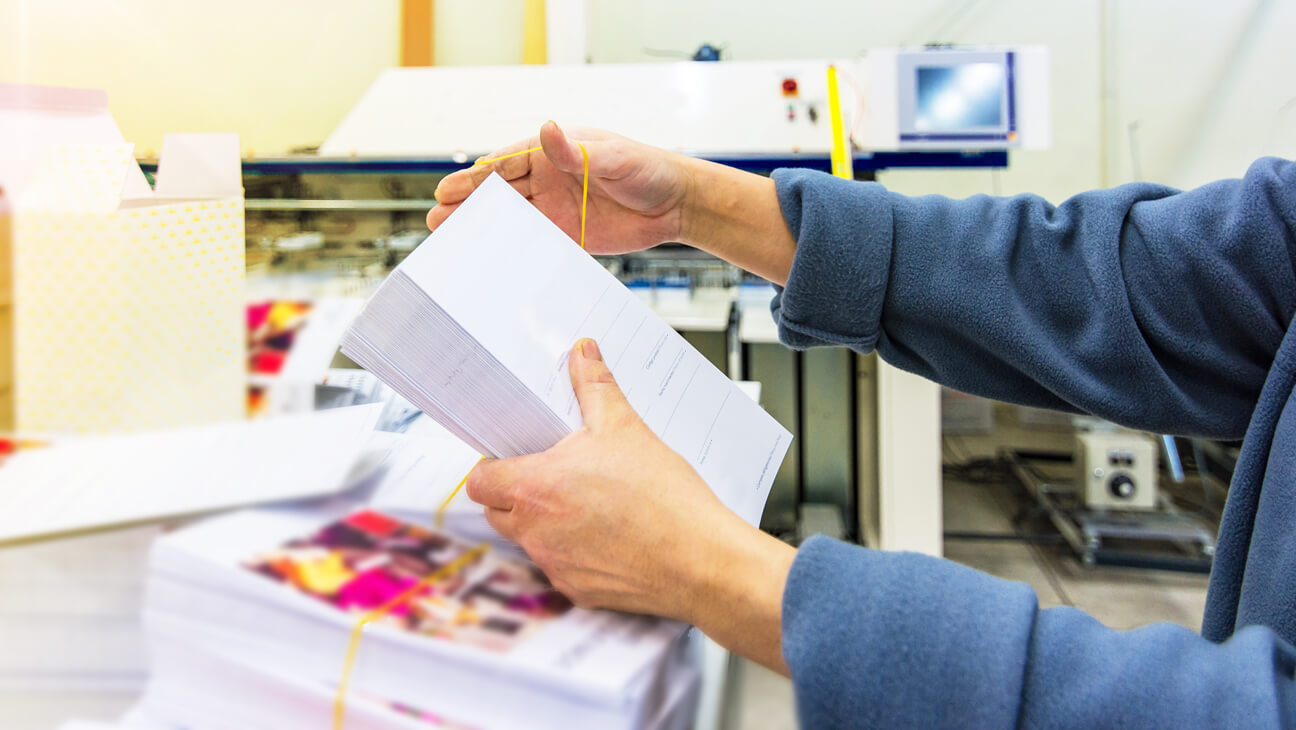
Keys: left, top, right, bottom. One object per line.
{"left": 783, "top": 537, "right": 1296, "bottom": 728}
{"left": 678, "top": 156, "right": 798, "bottom": 286}
{"left": 770, "top": 160, "right": 1296, "bottom": 439}
{"left": 681, "top": 513, "right": 794, "bottom": 676}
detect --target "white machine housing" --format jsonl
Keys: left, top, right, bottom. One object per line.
{"left": 320, "top": 50, "right": 1049, "bottom": 159}
{"left": 321, "top": 60, "right": 860, "bottom": 158}
{"left": 1074, "top": 430, "right": 1159, "bottom": 511}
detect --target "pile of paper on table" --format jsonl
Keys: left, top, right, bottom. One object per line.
{"left": 128, "top": 504, "right": 699, "bottom": 730}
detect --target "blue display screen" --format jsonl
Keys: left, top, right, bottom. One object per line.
{"left": 914, "top": 63, "right": 1006, "bottom": 131}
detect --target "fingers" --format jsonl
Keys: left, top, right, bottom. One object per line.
{"left": 568, "top": 338, "right": 637, "bottom": 429}
{"left": 483, "top": 506, "right": 516, "bottom": 538}
{"left": 428, "top": 177, "right": 535, "bottom": 230}
{"left": 541, "top": 121, "right": 630, "bottom": 182}
{"left": 539, "top": 120, "right": 585, "bottom": 175}
{"left": 427, "top": 201, "right": 456, "bottom": 230}
{"left": 433, "top": 160, "right": 520, "bottom": 205}
{"left": 433, "top": 121, "right": 623, "bottom": 213}
{"left": 464, "top": 457, "right": 518, "bottom": 510}
{"left": 434, "top": 135, "right": 541, "bottom": 205}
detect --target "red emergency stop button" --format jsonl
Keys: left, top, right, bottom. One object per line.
{"left": 781, "top": 78, "right": 799, "bottom": 97}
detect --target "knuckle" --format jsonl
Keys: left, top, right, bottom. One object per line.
{"left": 513, "top": 482, "right": 547, "bottom": 514}
{"left": 484, "top": 509, "right": 515, "bottom": 537}
{"left": 597, "top": 407, "right": 641, "bottom": 435}
{"left": 464, "top": 470, "right": 485, "bottom": 502}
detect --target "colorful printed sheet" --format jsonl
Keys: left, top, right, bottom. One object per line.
{"left": 243, "top": 510, "right": 570, "bottom": 653}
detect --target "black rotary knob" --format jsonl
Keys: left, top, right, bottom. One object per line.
{"left": 1109, "top": 474, "right": 1136, "bottom": 500}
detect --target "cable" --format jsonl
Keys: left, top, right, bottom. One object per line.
{"left": 834, "top": 65, "right": 871, "bottom": 150}
{"left": 984, "top": 469, "right": 1076, "bottom": 607}
{"left": 1190, "top": 438, "right": 1216, "bottom": 516}
{"left": 943, "top": 530, "right": 1065, "bottom": 544}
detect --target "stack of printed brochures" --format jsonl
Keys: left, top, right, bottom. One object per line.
{"left": 124, "top": 499, "right": 700, "bottom": 730}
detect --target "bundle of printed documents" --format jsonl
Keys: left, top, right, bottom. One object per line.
{"left": 342, "top": 172, "right": 790, "bottom": 526}
{"left": 130, "top": 505, "right": 700, "bottom": 730}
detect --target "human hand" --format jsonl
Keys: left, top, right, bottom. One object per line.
{"left": 465, "top": 337, "right": 794, "bottom": 674}
{"left": 429, "top": 122, "right": 692, "bottom": 255}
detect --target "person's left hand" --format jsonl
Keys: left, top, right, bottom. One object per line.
{"left": 464, "top": 337, "right": 749, "bottom": 621}
{"left": 466, "top": 337, "right": 795, "bottom": 676}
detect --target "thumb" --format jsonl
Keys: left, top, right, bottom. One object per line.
{"left": 539, "top": 120, "right": 586, "bottom": 175}
{"left": 569, "top": 338, "right": 636, "bottom": 429}
{"left": 540, "top": 122, "right": 621, "bottom": 180}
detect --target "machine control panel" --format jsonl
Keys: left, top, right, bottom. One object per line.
{"left": 1075, "top": 431, "right": 1158, "bottom": 511}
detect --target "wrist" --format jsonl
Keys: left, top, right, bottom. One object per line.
{"left": 674, "top": 155, "right": 702, "bottom": 247}
{"left": 672, "top": 157, "right": 796, "bottom": 286}
{"left": 675, "top": 156, "right": 729, "bottom": 249}
{"left": 680, "top": 511, "right": 795, "bottom": 675}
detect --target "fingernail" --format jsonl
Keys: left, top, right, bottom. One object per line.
{"left": 579, "top": 338, "right": 602, "bottom": 361}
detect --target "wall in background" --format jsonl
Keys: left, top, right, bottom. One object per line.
{"left": 0, "top": 0, "right": 400, "bottom": 157}
{"left": 582, "top": 0, "right": 1295, "bottom": 199}
{"left": 583, "top": 0, "right": 1101, "bottom": 202}
{"left": 435, "top": 0, "right": 525, "bottom": 67}
{"left": 2, "top": 0, "right": 1292, "bottom": 193}
{"left": 1106, "top": 0, "right": 1296, "bottom": 190}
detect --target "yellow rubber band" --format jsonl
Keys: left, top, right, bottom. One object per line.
{"left": 472, "top": 146, "right": 542, "bottom": 166}
{"left": 435, "top": 456, "right": 484, "bottom": 530}
{"left": 471, "top": 141, "right": 589, "bottom": 249}
{"left": 333, "top": 543, "right": 490, "bottom": 730}
{"left": 577, "top": 142, "right": 588, "bottom": 250}
{"left": 334, "top": 136, "right": 593, "bottom": 730}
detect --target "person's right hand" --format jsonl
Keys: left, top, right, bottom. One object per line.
{"left": 428, "top": 122, "right": 692, "bottom": 255}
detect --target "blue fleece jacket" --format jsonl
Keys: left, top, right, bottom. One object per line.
{"left": 769, "top": 158, "right": 1296, "bottom": 729}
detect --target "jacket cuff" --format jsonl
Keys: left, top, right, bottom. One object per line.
{"left": 769, "top": 169, "right": 894, "bottom": 352}
{"left": 782, "top": 536, "right": 1038, "bottom": 728}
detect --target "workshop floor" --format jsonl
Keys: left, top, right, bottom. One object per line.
{"left": 727, "top": 407, "right": 1212, "bottom": 730}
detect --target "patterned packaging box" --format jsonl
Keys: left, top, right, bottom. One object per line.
{"left": 0, "top": 84, "right": 245, "bottom": 432}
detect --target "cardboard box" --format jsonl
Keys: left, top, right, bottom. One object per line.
{"left": 0, "top": 84, "right": 245, "bottom": 432}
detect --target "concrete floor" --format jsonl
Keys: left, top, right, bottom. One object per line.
{"left": 725, "top": 407, "right": 1213, "bottom": 730}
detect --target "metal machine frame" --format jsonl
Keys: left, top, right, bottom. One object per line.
{"left": 1003, "top": 448, "right": 1216, "bottom": 573}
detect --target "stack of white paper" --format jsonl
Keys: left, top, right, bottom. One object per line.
{"left": 342, "top": 173, "right": 790, "bottom": 526}
{"left": 135, "top": 506, "right": 699, "bottom": 730}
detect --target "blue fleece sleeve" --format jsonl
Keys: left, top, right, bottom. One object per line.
{"left": 770, "top": 158, "right": 1296, "bottom": 439}
{"left": 784, "top": 536, "right": 1296, "bottom": 729}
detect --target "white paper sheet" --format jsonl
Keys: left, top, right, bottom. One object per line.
{"left": 368, "top": 423, "right": 483, "bottom": 515}
{"left": 0, "top": 405, "right": 382, "bottom": 545}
